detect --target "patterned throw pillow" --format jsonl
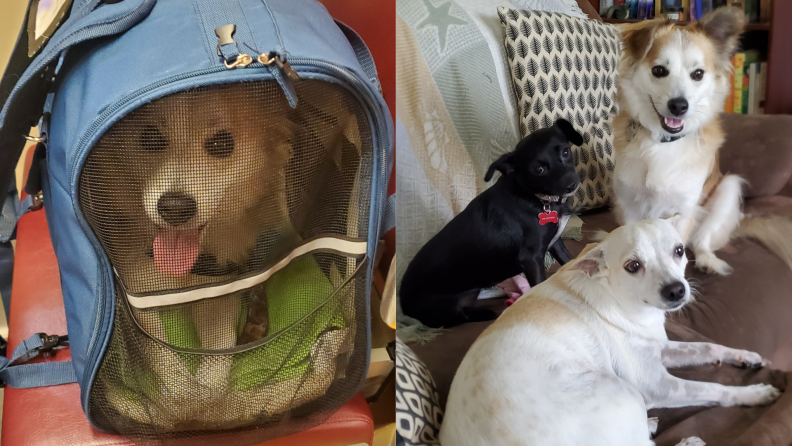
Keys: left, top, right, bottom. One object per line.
{"left": 498, "top": 7, "right": 620, "bottom": 211}
{"left": 395, "top": 338, "right": 443, "bottom": 445}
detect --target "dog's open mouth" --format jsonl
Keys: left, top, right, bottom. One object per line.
{"left": 651, "top": 97, "right": 684, "bottom": 134}
{"left": 153, "top": 226, "right": 204, "bottom": 276}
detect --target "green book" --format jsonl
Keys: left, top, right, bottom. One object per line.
{"left": 734, "top": 50, "right": 760, "bottom": 114}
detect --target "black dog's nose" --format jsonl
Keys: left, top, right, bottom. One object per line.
{"left": 157, "top": 192, "right": 197, "bottom": 226}
{"left": 667, "top": 97, "right": 689, "bottom": 116}
{"left": 660, "top": 281, "right": 686, "bottom": 302}
{"left": 565, "top": 182, "right": 578, "bottom": 194}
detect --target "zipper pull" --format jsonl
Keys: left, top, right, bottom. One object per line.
{"left": 257, "top": 52, "right": 298, "bottom": 108}
{"left": 257, "top": 52, "right": 299, "bottom": 80}
{"left": 275, "top": 57, "right": 299, "bottom": 80}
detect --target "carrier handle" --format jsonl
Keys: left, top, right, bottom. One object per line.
{"left": 334, "top": 20, "right": 395, "bottom": 238}
{"left": 334, "top": 20, "right": 382, "bottom": 95}
{"left": 0, "top": 333, "right": 76, "bottom": 388}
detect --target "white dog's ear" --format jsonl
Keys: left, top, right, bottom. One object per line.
{"left": 663, "top": 213, "right": 685, "bottom": 233}
{"left": 569, "top": 245, "right": 608, "bottom": 278}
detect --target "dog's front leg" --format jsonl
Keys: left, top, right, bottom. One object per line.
{"left": 548, "top": 239, "right": 574, "bottom": 264}
{"left": 646, "top": 371, "right": 781, "bottom": 409}
{"left": 662, "top": 341, "right": 769, "bottom": 369}
{"left": 518, "top": 249, "right": 546, "bottom": 286}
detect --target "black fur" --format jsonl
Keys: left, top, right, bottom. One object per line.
{"left": 400, "top": 119, "right": 583, "bottom": 328}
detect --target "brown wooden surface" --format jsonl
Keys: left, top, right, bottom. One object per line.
{"left": 766, "top": 0, "right": 791, "bottom": 114}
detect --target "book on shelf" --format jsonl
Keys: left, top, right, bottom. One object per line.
{"left": 724, "top": 55, "right": 735, "bottom": 113}
{"left": 747, "top": 61, "right": 767, "bottom": 115}
{"left": 733, "top": 50, "right": 759, "bottom": 114}
{"left": 759, "top": 0, "right": 770, "bottom": 23}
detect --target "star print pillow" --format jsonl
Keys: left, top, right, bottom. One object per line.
{"left": 498, "top": 7, "right": 620, "bottom": 211}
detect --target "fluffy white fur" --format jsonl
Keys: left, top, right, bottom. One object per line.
{"left": 612, "top": 9, "right": 792, "bottom": 275}
{"left": 440, "top": 219, "right": 780, "bottom": 446}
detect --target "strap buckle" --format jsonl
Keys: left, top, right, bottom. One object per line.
{"left": 38, "top": 333, "right": 69, "bottom": 353}
{"left": 11, "top": 333, "right": 69, "bottom": 365}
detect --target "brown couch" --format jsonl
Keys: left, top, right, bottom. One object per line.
{"left": 408, "top": 110, "right": 792, "bottom": 443}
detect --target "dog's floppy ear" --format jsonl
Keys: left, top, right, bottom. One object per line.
{"left": 569, "top": 245, "right": 608, "bottom": 278}
{"left": 554, "top": 119, "right": 583, "bottom": 146}
{"left": 621, "top": 19, "right": 668, "bottom": 62}
{"left": 663, "top": 213, "right": 686, "bottom": 234}
{"left": 695, "top": 7, "right": 745, "bottom": 69}
{"left": 485, "top": 152, "right": 515, "bottom": 181}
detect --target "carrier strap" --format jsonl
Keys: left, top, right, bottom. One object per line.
{"left": 334, "top": 21, "right": 394, "bottom": 237}
{"left": 335, "top": 20, "right": 382, "bottom": 95}
{"left": 0, "top": 333, "right": 76, "bottom": 388}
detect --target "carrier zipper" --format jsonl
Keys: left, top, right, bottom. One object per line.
{"left": 75, "top": 62, "right": 390, "bottom": 413}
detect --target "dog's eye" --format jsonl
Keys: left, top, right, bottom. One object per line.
{"left": 205, "top": 130, "right": 235, "bottom": 158}
{"left": 651, "top": 65, "right": 669, "bottom": 78}
{"left": 690, "top": 69, "right": 704, "bottom": 81}
{"left": 674, "top": 245, "right": 685, "bottom": 258}
{"left": 140, "top": 125, "right": 167, "bottom": 152}
{"left": 534, "top": 165, "right": 546, "bottom": 175}
{"left": 624, "top": 260, "right": 642, "bottom": 274}
{"left": 561, "top": 148, "right": 570, "bottom": 159}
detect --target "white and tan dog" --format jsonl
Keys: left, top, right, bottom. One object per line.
{"left": 440, "top": 218, "right": 781, "bottom": 446}
{"left": 612, "top": 8, "right": 792, "bottom": 275}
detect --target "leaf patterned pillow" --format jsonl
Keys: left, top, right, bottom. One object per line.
{"left": 498, "top": 7, "right": 620, "bottom": 211}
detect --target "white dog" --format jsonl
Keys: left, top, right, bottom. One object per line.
{"left": 440, "top": 218, "right": 781, "bottom": 446}
{"left": 612, "top": 8, "right": 792, "bottom": 275}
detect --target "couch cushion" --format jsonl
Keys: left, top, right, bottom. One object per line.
{"left": 498, "top": 7, "right": 621, "bottom": 211}
{"left": 720, "top": 114, "right": 792, "bottom": 199}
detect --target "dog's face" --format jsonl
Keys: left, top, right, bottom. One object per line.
{"left": 571, "top": 217, "right": 690, "bottom": 312}
{"left": 484, "top": 119, "right": 582, "bottom": 197}
{"left": 88, "top": 83, "right": 295, "bottom": 278}
{"left": 618, "top": 8, "right": 744, "bottom": 137}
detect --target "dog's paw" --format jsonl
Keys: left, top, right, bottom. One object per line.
{"left": 647, "top": 417, "right": 659, "bottom": 436}
{"left": 730, "top": 384, "right": 782, "bottom": 406}
{"left": 675, "top": 437, "right": 706, "bottom": 446}
{"left": 695, "top": 253, "right": 733, "bottom": 275}
{"left": 725, "top": 350, "right": 770, "bottom": 369}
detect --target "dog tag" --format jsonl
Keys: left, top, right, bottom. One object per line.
{"left": 538, "top": 210, "right": 559, "bottom": 226}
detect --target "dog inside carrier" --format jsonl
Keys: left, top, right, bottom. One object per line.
{"left": 77, "top": 79, "right": 374, "bottom": 440}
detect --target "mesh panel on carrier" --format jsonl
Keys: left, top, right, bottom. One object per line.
{"left": 78, "top": 80, "right": 373, "bottom": 442}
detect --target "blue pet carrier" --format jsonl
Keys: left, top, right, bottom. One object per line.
{"left": 0, "top": 0, "right": 392, "bottom": 443}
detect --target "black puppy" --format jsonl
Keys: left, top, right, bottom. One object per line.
{"left": 400, "top": 119, "right": 583, "bottom": 328}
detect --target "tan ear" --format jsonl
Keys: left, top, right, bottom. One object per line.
{"left": 663, "top": 213, "right": 684, "bottom": 232}
{"left": 568, "top": 245, "right": 608, "bottom": 278}
{"left": 621, "top": 19, "right": 670, "bottom": 62}
{"left": 695, "top": 6, "right": 745, "bottom": 67}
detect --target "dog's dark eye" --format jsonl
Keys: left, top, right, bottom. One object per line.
{"left": 561, "top": 148, "right": 570, "bottom": 159}
{"left": 690, "top": 69, "right": 704, "bottom": 81}
{"left": 624, "top": 260, "right": 642, "bottom": 274}
{"left": 651, "top": 65, "right": 669, "bottom": 78}
{"left": 534, "top": 165, "right": 546, "bottom": 175}
{"left": 141, "top": 125, "right": 167, "bottom": 152}
{"left": 674, "top": 245, "right": 685, "bottom": 258}
{"left": 205, "top": 130, "right": 234, "bottom": 158}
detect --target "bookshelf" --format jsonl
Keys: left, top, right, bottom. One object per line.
{"left": 602, "top": 17, "right": 770, "bottom": 30}
{"left": 589, "top": 0, "right": 792, "bottom": 114}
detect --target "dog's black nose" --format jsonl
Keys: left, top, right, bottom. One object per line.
{"left": 660, "top": 281, "right": 686, "bottom": 302}
{"left": 157, "top": 192, "right": 197, "bottom": 226}
{"left": 565, "top": 182, "right": 578, "bottom": 194}
{"left": 667, "top": 97, "right": 689, "bottom": 116}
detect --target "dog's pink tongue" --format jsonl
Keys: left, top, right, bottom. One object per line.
{"left": 665, "top": 117, "right": 683, "bottom": 128}
{"left": 153, "top": 229, "right": 200, "bottom": 276}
